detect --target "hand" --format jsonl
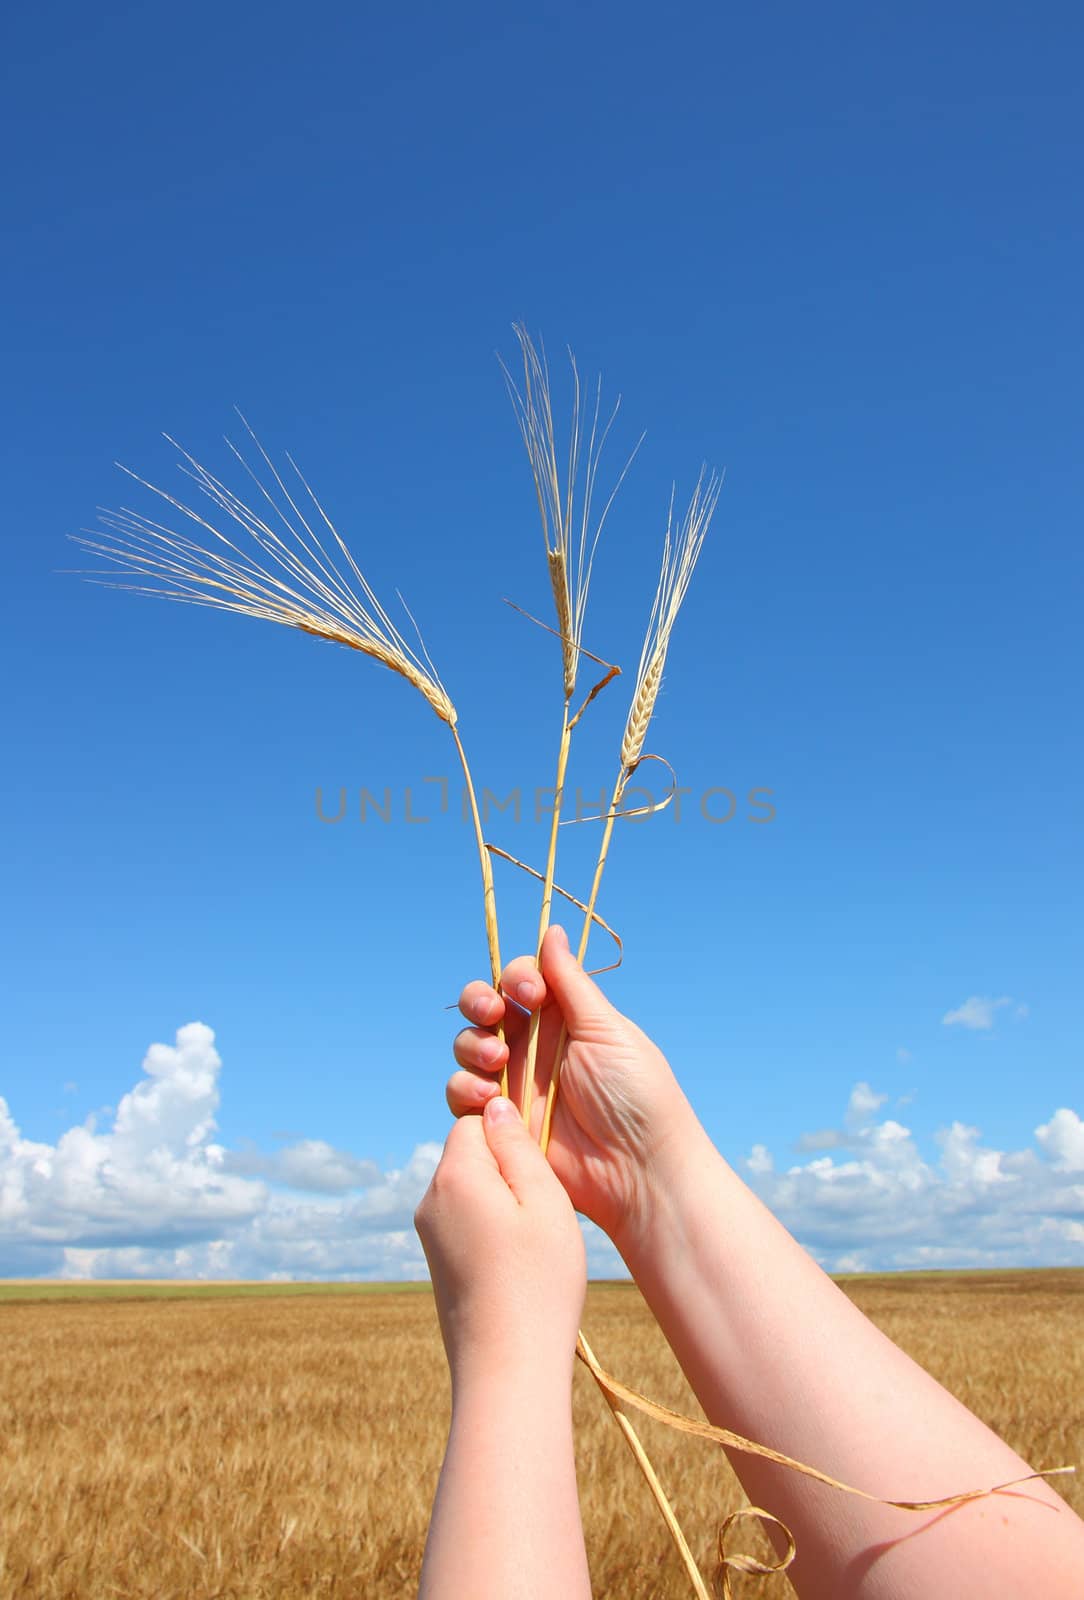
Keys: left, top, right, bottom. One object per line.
{"left": 414, "top": 1094, "right": 586, "bottom": 1384}
{"left": 447, "top": 925, "right": 703, "bottom": 1248}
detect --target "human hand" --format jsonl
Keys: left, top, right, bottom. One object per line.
{"left": 414, "top": 1094, "right": 586, "bottom": 1386}
{"left": 447, "top": 925, "right": 705, "bottom": 1249}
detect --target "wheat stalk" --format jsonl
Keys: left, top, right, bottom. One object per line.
{"left": 71, "top": 421, "right": 508, "bottom": 1091}
{"left": 511, "top": 456, "right": 718, "bottom": 1600}
{"left": 500, "top": 334, "right": 723, "bottom": 1594}
{"left": 503, "top": 327, "right": 640, "bottom": 1125}
{"left": 540, "top": 468, "right": 720, "bottom": 1153}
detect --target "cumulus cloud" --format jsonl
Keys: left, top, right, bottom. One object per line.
{"left": 942, "top": 995, "right": 1013, "bottom": 1031}
{"left": 846, "top": 1082, "right": 888, "bottom": 1124}
{"left": 0, "top": 1024, "right": 444, "bottom": 1282}
{"left": 744, "top": 1082, "right": 1084, "bottom": 1272}
{"left": 1035, "top": 1108, "right": 1084, "bottom": 1172}
{"left": 223, "top": 1141, "right": 383, "bottom": 1193}
{"left": 4, "top": 1025, "right": 1080, "bottom": 1283}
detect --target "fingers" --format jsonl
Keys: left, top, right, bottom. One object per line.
{"left": 453, "top": 1025, "right": 509, "bottom": 1076}
{"left": 457, "top": 964, "right": 546, "bottom": 1053}
{"left": 481, "top": 1095, "right": 560, "bottom": 1204}
{"left": 458, "top": 980, "right": 503, "bottom": 1028}
{"left": 446, "top": 1066, "right": 501, "bottom": 1116}
{"left": 499, "top": 956, "right": 547, "bottom": 1013}
{"left": 457, "top": 963, "right": 547, "bottom": 1026}
{"left": 416, "top": 1115, "right": 497, "bottom": 1234}
{"left": 438, "top": 1109, "right": 498, "bottom": 1172}
{"left": 540, "top": 924, "right": 619, "bottom": 1037}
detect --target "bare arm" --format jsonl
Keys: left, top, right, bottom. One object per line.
{"left": 616, "top": 1112, "right": 1083, "bottom": 1599}
{"left": 421, "top": 1370, "right": 586, "bottom": 1600}
{"left": 449, "top": 927, "right": 1084, "bottom": 1600}
{"left": 415, "top": 1096, "right": 592, "bottom": 1600}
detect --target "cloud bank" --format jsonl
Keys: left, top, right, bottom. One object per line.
{"left": 746, "top": 1083, "right": 1084, "bottom": 1273}
{"left": 1, "top": 1026, "right": 1081, "bottom": 1279}
{"left": 0, "top": 1024, "right": 441, "bottom": 1281}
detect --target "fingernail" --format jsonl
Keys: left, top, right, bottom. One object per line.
{"left": 472, "top": 994, "right": 494, "bottom": 1022}
{"left": 485, "top": 1095, "right": 517, "bottom": 1123}
{"left": 479, "top": 1037, "right": 503, "bottom": 1064}
{"left": 551, "top": 924, "right": 569, "bottom": 951}
{"left": 515, "top": 979, "right": 537, "bottom": 1004}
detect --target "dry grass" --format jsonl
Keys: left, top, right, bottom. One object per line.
{"left": 0, "top": 1272, "right": 1079, "bottom": 1598}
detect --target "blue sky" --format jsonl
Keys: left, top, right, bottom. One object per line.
{"left": 2, "top": 1, "right": 1081, "bottom": 1278}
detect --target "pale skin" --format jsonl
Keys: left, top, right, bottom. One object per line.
{"left": 437, "top": 923, "right": 1084, "bottom": 1600}
{"left": 414, "top": 1094, "right": 591, "bottom": 1600}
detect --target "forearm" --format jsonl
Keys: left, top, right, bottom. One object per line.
{"left": 618, "top": 1120, "right": 1084, "bottom": 1599}
{"left": 419, "top": 1368, "right": 590, "bottom": 1600}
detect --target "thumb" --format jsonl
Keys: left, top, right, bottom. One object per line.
{"left": 541, "top": 924, "right": 620, "bottom": 1038}
{"left": 482, "top": 1095, "right": 553, "bottom": 1201}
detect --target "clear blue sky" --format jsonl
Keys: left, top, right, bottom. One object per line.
{"left": 2, "top": 1, "right": 1081, "bottom": 1277}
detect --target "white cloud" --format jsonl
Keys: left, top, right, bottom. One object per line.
{"left": 0, "top": 1024, "right": 445, "bottom": 1282}
{"left": 1035, "top": 1109, "right": 1084, "bottom": 1172}
{"left": 223, "top": 1141, "right": 384, "bottom": 1193}
{"left": 4, "top": 1028, "right": 1080, "bottom": 1284}
{"left": 936, "top": 1121, "right": 1010, "bottom": 1185}
{"left": 745, "top": 1081, "right": 1084, "bottom": 1272}
{"left": 746, "top": 1143, "right": 773, "bottom": 1175}
{"left": 942, "top": 995, "right": 1013, "bottom": 1031}
{"left": 846, "top": 1082, "right": 887, "bottom": 1124}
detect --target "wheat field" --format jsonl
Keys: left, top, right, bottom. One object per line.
{"left": 0, "top": 1272, "right": 1080, "bottom": 1598}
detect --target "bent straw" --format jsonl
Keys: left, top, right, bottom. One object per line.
{"left": 540, "top": 468, "right": 721, "bottom": 1153}
{"left": 504, "top": 336, "right": 713, "bottom": 1595}
{"left": 577, "top": 1331, "right": 712, "bottom": 1600}
{"left": 502, "top": 326, "right": 640, "bottom": 1124}
{"left": 579, "top": 1336, "right": 1074, "bottom": 1596}
{"left": 71, "top": 422, "right": 508, "bottom": 1092}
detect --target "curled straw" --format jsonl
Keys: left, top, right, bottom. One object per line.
{"left": 577, "top": 1335, "right": 1074, "bottom": 1596}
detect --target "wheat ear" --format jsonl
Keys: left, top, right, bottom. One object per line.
{"left": 532, "top": 470, "right": 718, "bottom": 1599}
{"left": 503, "top": 327, "right": 639, "bottom": 1122}
{"left": 540, "top": 469, "right": 720, "bottom": 1153}
{"left": 501, "top": 336, "right": 709, "bottom": 1591}
{"left": 71, "top": 422, "right": 506, "bottom": 1078}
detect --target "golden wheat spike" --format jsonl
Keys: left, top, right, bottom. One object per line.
{"left": 71, "top": 420, "right": 456, "bottom": 727}
{"left": 501, "top": 324, "right": 642, "bottom": 699}
{"left": 620, "top": 468, "right": 721, "bottom": 771}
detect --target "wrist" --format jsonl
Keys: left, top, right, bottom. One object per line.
{"left": 447, "top": 1309, "right": 581, "bottom": 1392}
{"left": 450, "top": 1351, "right": 576, "bottom": 1411}
{"left": 612, "top": 1113, "right": 728, "bottom": 1270}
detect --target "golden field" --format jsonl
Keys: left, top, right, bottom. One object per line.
{"left": 0, "top": 1272, "right": 1080, "bottom": 1598}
